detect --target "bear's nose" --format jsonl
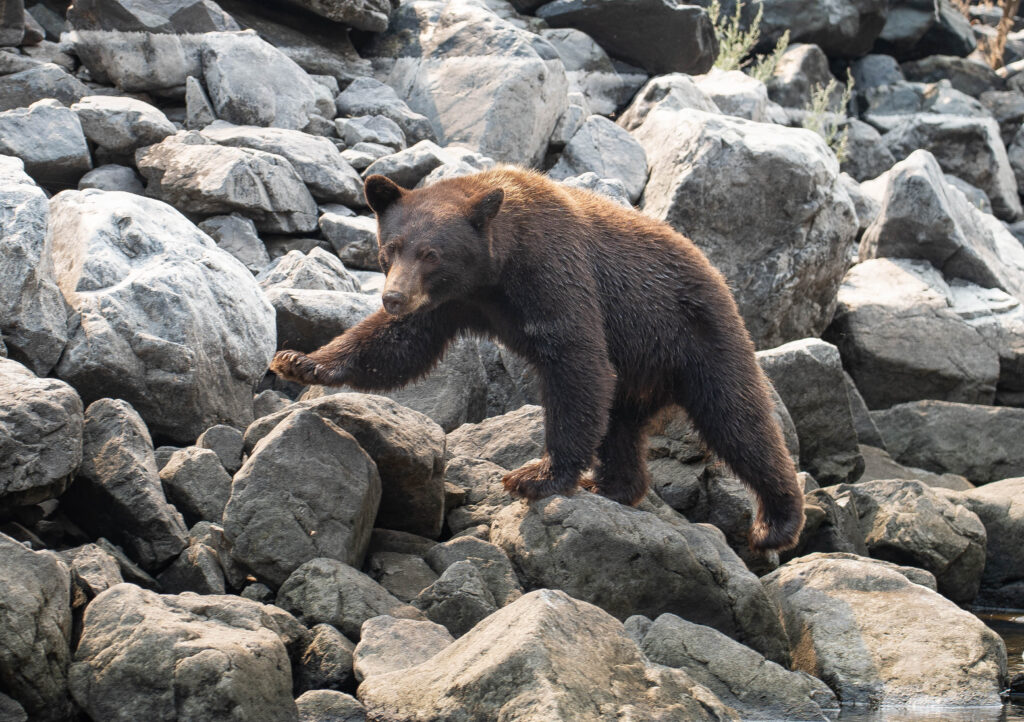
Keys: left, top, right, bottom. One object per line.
{"left": 382, "top": 291, "right": 408, "bottom": 315}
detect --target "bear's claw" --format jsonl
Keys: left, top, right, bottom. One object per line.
{"left": 270, "top": 350, "right": 322, "bottom": 384}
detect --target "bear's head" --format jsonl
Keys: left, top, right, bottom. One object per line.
{"left": 364, "top": 174, "right": 503, "bottom": 317}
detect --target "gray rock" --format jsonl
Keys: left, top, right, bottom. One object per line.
{"left": 198, "top": 213, "right": 269, "bottom": 273}
{"left": 860, "top": 150, "right": 1024, "bottom": 302}
{"left": 412, "top": 561, "right": 498, "bottom": 637}
{"left": 67, "top": 0, "right": 239, "bottom": 33}
{"left": 276, "top": 557, "right": 422, "bottom": 640}
{"left": 358, "top": 589, "right": 738, "bottom": 721}
{"left": 335, "top": 115, "right": 405, "bottom": 151}
{"left": 67, "top": 28, "right": 205, "bottom": 92}
{"left": 0, "top": 533, "right": 73, "bottom": 722}
{"left": 367, "top": 551, "right": 438, "bottom": 603}
{"left": 843, "top": 373, "right": 886, "bottom": 449}
{"left": 201, "top": 31, "right": 333, "bottom": 131}
{"left": 491, "top": 493, "right": 790, "bottom": 664}
{"left": 0, "top": 357, "right": 81, "bottom": 507}
{"left": 58, "top": 543, "right": 124, "bottom": 607}
{"left": 195, "top": 423, "right": 245, "bottom": 474}
{"left": 949, "top": 280, "right": 1024, "bottom": 405}
{"left": 364, "top": 2, "right": 565, "bottom": 165}
{"left": 184, "top": 74, "right": 216, "bottom": 129}
{"left": 883, "top": 113, "right": 1020, "bottom": 221}
{"left": 245, "top": 394, "right": 446, "bottom": 539}
{"left": 319, "top": 212, "right": 378, "bottom": 270}
{"left": 69, "top": 584, "right": 303, "bottom": 722}
{"left": 341, "top": 142, "right": 391, "bottom": 171}
{"left": 639, "top": 613, "right": 838, "bottom": 720}
{"left": 353, "top": 615, "right": 454, "bottom": 682}
{"left": 860, "top": 79, "right": 988, "bottom": 133}
{"left": 296, "top": 690, "right": 366, "bottom": 722}
{"left": 952, "top": 478, "right": 1024, "bottom": 607}
{"left": 902, "top": 54, "right": 1002, "bottom": 98}
{"left": 49, "top": 188, "right": 277, "bottom": 441}
{"left": 858, "top": 443, "right": 973, "bottom": 490}
{"left": 758, "top": 339, "right": 864, "bottom": 485}
{"left": 0, "top": 0, "right": 25, "bottom": 46}
{"left": 762, "top": 553, "right": 1006, "bottom": 706}
{"left": 136, "top": 132, "right": 320, "bottom": 233}
{"left": 841, "top": 118, "right": 895, "bottom": 182}
{"left": 559, "top": 172, "right": 632, "bottom": 207}
{"left": 873, "top": 400, "right": 1024, "bottom": 483}
{"left": 335, "top": 77, "right": 434, "bottom": 145}
{"left": 536, "top": 0, "right": 716, "bottom": 76}
{"left": 617, "top": 73, "right": 719, "bottom": 132}
{"left": 77, "top": 164, "right": 144, "bottom": 194}
{"left": 444, "top": 456, "right": 517, "bottom": 534}
{"left": 296, "top": 623, "right": 356, "bottom": 694}
{"left": 258, "top": 247, "right": 359, "bottom": 293}
{"left": 253, "top": 388, "right": 291, "bottom": 419}
{"left": 71, "top": 95, "right": 175, "bottom": 155}
{"left": 155, "top": 542, "right": 226, "bottom": 594}
{"left": 824, "top": 259, "right": 1000, "bottom": 408}
{"left": 0, "top": 156, "right": 68, "bottom": 375}
{"left": 0, "top": 62, "right": 88, "bottom": 111}
{"left": 756, "top": 0, "right": 888, "bottom": 57}
{"left": 444, "top": 404, "right": 545, "bottom": 468}
{"left": 767, "top": 43, "right": 839, "bottom": 109}
{"left": 265, "top": 286, "right": 377, "bottom": 353}
{"left": 424, "top": 536, "right": 522, "bottom": 607}
{"left": 64, "top": 399, "right": 188, "bottom": 571}
{"left": 550, "top": 91, "right": 588, "bottom": 149}
{"left": 549, "top": 115, "right": 647, "bottom": 203}
{"left": 980, "top": 89, "right": 1024, "bottom": 146}
{"left": 0, "top": 99, "right": 91, "bottom": 188}
{"left": 224, "top": 409, "right": 381, "bottom": 587}
{"left": 876, "top": 0, "right": 976, "bottom": 60}
{"left": 823, "top": 479, "right": 986, "bottom": 603}
{"left": 159, "top": 446, "right": 233, "bottom": 524}
{"left": 635, "top": 106, "right": 858, "bottom": 348}
{"left": 692, "top": 68, "right": 770, "bottom": 122}
{"left": 851, "top": 53, "right": 905, "bottom": 90}
{"left": 540, "top": 27, "right": 637, "bottom": 115}
{"left": 282, "top": 0, "right": 391, "bottom": 32}
{"left": 0, "top": 693, "right": 26, "bottom": 722}
{"left": 201, "top": 121, "right": 364, "bottom": 206}
{"left": 944, "top": 173, "right": 992, "bottom": 214}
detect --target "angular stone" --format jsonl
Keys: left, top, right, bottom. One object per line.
{"left": 952, "top": 478, "right": 1024, "bottom": 607}
{"left": 245, "top": 394, "right": 446, "bottom": 539}
{"left": 412, "top": 561, "right": 498, "bottom": 637}
{"left": 693, "top": 68, "right": 770, "bottom": 122}
{"left": 491, "top": 493, "right": 790, "bottom": 664}
{"left": 58, "top": 543, "right": 124, "bottom": 607}
{"left": 635, "top": 107, "right": 857, "bottom": 348}
{"left": 159, "top": 446, "right": 233, "bottom": 524}
{"left": 257, "top": 247, "right": 359, "bottom": 293}
{"left": 0, "top": 533, "right": 73, "bottom": 722}
{"left": 77, "top": 164, "right": 144, "bottom": 194}
{"left": 195, "top": 423, "right": 244, "bottom": 474}
{"left": 444, "top": 404, "right": 545, "bottom": 468}
{"left": 0, "top": 99, "right": 91, "bottom": 188}
{"left": 71, "top": 95, "right": 175, "bottom": 154}
{"left": 358, "top": 589, "right": 738, "bottom": 721}
{"left": 424, "top": 535, "right": 522, "bottom": 608}
{"left": 762, "top": 553, "right": 1006, "bottom": 706}
{"left": 296, "top": 690, "right": 366, "bottom": 722}
{"left": 335, "top": 115, "right": 406, "bottom": 151}
{"left": 858, "top": 444, "right": 973, "bottom": 490}
{"left": 335, "top": 77, "right": 434, "bottom": 145}
{"left": 67, "top": 0, "right": 239, "bottom": 33}
{"left": 198, "top": 213, "right": 269, "bottom": 274}
{"left": 265, "top": 287, "right": 378, "bottom": 353}
{"left": 353, "top": 616, "right": 454, "bottom": 682}
{"left": 367, "top": 551, "right": 438, "bottom": 603}
{"left": 69, "top": 584, "right": 303, "bottom": 722}
{"left": 540, "top": 27, "right": 638, "bottom": 116}
{"left": 758, "top": 0, "right": 888, "bottom": 57}
{"left": 0, "top": 62, "right": 89, "bottom": 111}
{"left": 155, "top": 542, "right": 226, "bottom": 594}
{"left": 549, "top": 115, "right": 647, "bottom": 203}
{"left": 0, "top": 156, "right": 68, "bottom": 375}
{"left": 281, "top": 0, "right": 392, "bottom": 32}
{"left": 224, "top": 409, "right": 381, "bottom": 587}
{"left": 319, "top": 212, "right": 378, "bottom": 270}
{"left": 296, "top": 623, "right": 355, "bottom": 694}
{"left": 276, "top": 557, "right": 422, "bottom": 640}
{"left": 49, "top": 188, "right": 277, "bottom": 441}
{"left": 617, "top": 72, "right": 719, "bottom": 132}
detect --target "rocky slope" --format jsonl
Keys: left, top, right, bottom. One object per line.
{"left": 2, "top": 0, "right": 1024, "bottom": 719}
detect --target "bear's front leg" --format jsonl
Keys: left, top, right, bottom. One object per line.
{"left": 502, "top": 333, "right": 614, "bottom": 501}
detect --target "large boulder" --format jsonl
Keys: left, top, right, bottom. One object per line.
{"left": 62, "top": 399, "right": 188, "bottom": 571}
{"left": 0, "top": 63, "right": 90, "bottom": 112}
{"left": 136, "top": 132, "right": 320, "bottom": 234}
{"left": 548, "top": 115, "right": 647, "bottom": 203}
{"left": 874, "top": 0, "right": 976, "bottom": 60}
{"left": 948, "top": 280, "right": 1024, "bottom": 406}
{"left": 872, "top": 400, "right": 1024, "bottom": 483}
{"left": 860, "top": 150, "right": 1024, "bottom": 303}
{"left": 0, "top": 533, "right": 73, "bottom": 722}
{"left": 757, "top": 0, "right": 889, "bottom": 57}
{"left": 883, "top": 113, "right": 1021, "bottom": 221}
{"left": 48, "top": 189, "right": 276, "bottom": 442}
{"left": 0, "top": 156, "right": 68, "bottom": 375}
{"left": 757, "top": 339, "right": 864, "bottom": 485}
{"left": 70, "top": 95, "right": 176, "bottom": 155}
{"left": 68, "top": 29, "right": 206, "bottom": 93}
{"left": 69, "top": 584, "right": 304, "bottom": 722}
{"left": 334, "top": 77, "right": 434, "bottom": 146}
{"left": 0, "top": 358, "right": 83, "bottom": 506}
{"left": 67, "top": 0, "right": 239, "bottom": 33}
{"left": 357, "top": 589, "right": 739, "bottom": 721}
{"left": 201, "top": 121, "right": 364, "bottom": 206}
{"left": 360, "top": 1, "right": 568, "bottom": 166}
{"left": 158, "top": 446, "right": 232, "bottom": 524}
{"left": 490, "top": 493, "right": 790, "bottom": 664}
{"left": 535, "top": 0, "right": 717, "bottom": 76}
{"left": 637, "top": 613, "right": 838, "bottom": 720}
{"left": 539, "top": 27, "right": 640, "bottom": 115}
{"left": 634, "top": 107, "right": 857, "bottom": 348}
{"left": 245, "top": 394, "right": 446, "bottom": 539}
{"left": 824, "top": 259, "right": 1000, "bottom": 408}
{"left": 223, "top": 409, "right": 381, "bottom": 587}
{"left": 0, "top": 99, "right": 92, "bottom": 189}
{"left": 279, "top": 0, "right": 392, "bottom": 32}
{"left": 264, "top": 286, "right": 378, "bottom": 352}
{"left": 952, "top": 478, "right": 1024, "bottom": 607}
{"left": 353, "top": 616, "right": 454, "bottom": 682}
{"left": 762, "top": 553, "right": 1006, "bottom": 706}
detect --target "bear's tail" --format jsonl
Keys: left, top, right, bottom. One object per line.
{"left": 677, "top": 346, "right": 805, "bottom": 552}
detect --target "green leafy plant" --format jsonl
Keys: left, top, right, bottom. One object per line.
{"left": 749, "top": 29, "right": 790, "bottom": 83}
{"left": 801, "top": 69, "right": 855, "bottom": 163}
{"left": 708, "top": 0, "right": 790, "bottom": 81}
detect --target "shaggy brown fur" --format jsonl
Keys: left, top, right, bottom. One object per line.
{"left": 271, "top": 167, "right": 804, "bottom": 551}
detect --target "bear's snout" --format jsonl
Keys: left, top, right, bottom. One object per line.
{"left": 382, "top": 291, "right": 409, "bottom": 316}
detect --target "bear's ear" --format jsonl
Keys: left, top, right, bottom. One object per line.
{"left": 364, "top": 175, "right": 405, "bottom": 215}
{"left": 467, "top": 188, "right": 504, "bottom": 230}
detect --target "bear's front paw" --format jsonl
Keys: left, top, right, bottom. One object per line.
{"left": 502, "top": 458, "right": 578, "bottom": 500}
{"left": 270, "top": 350, "right": 323, "bottom": 384}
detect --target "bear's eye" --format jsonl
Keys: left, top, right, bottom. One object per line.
{"left": 421, "top": 249, "right": 440, "bottom": 264}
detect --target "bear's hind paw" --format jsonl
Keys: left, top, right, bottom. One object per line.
{"left": 502, "top": 458, "right": 578, "bottom": 500}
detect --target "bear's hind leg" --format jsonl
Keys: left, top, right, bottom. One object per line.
{"left": 591, "top": 404, "right": 654, "bottom": 506}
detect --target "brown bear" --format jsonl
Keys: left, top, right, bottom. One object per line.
{"left": 271, "top": 167, "right": 804, "bottom": 551}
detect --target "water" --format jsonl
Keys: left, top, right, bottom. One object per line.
{"left": 825, "top": 611, "right": 1024, "bottom": 722}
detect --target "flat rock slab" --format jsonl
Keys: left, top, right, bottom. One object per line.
{"left": 357, "top": 589, "right": 739, "bottom": 721}
{"left": 762, "top": 553, "right": 1006, "bottom": 707}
